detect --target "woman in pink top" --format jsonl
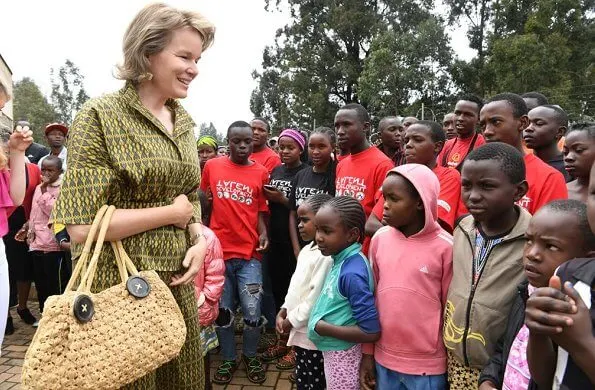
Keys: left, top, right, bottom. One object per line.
{"left": 0, "top": 94, "right": 34, "bottom": 352}
{"left": 26, "top": 156, "right": 69, "bottom": 314}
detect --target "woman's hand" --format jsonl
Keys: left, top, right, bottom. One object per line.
{"left": 8, "top": 129, "right": 33, "bottom": 152}
{"left": 170, "top": 194, "right": 194, "bottom": 229}
{"left": 170, "top": 237, "right": 207, "bottom": 286}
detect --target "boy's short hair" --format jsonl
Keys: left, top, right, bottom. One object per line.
{"left": 457, "top": 93, "right": 484, "bottom": 113}
{"left": 42, "top": 155, "right": 63, "bottom": 171}
{"left": 521, "top": 91, "right": 549, "bottom": 106}
{"left": 227, "top": 120, "right": 252, "bottom": 137}
{"left": 566, "top": 121, "right": 595, "bottom": 138}
{"left": 538, "top": 104, "right": 568, "bottom": 128}
{"left": 415, "top": 120, "right": 445, "bottom": 143}
{"left": 251, "top": 117, "right": 270, "bottom": 131}
{"left": 339, "top": 103, "right": 370, "bottom": 123}
{"left": 487, "top": 93, "right": 528, "bottom": 118}
{"left": 464, "top": 142, "right": 526, "bottom": 184}
{"left": 541, "top": 199, "right": 595, "bottom": 251}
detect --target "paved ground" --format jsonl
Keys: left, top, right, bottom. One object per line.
{"left": 0, "top": 302, "right": 295, "bottom": 390}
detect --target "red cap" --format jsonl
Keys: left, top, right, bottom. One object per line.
{"left": 45, "top": 123, "right": 68, "bottom": 136}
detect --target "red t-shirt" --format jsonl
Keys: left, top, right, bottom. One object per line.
{"left": 517, "top": 154, "right": 568, "bottom": 214}
{"left": 437, "top": 134, "right": 486, "bottom": 169}
{"left": 337, "top": 147, "right": 394, "bottom": 254}
{"left": 373, "top": 165, "right": 461, "bottom": 232}
{"left": 250, "top": 147, "right": 281, "bottom": 174}
{"left": 200, "top": 157, "right": 269, "bottom": 261}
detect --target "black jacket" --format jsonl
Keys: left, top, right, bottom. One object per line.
{"left": 479, "top": 280, "right": 538, "bottom": 389}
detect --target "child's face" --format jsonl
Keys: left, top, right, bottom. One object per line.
{"left": 480, "top": 101, "right": 527, "bottom": 146}
{"left": 335, "top": 109, "right": 368, "bottom": 151}
{"left": 523, "top": 107, "right": 564, "bottom": 150}
{"left": 278, "top": 137, "right": 301, "bottom": 166}
{"left": 379, "top": 118, "right": 402, "bottom": 150}
{"left": 524, "top": 209, "right": 586, "bottom": 288}
{"left": 197, "top": 145, "right": 217, "bottom": 168}
{"left": 228, "top": 126, "right": 253, "bottom": 164}
{"left": 297, "top": 203, "right": 316, "bottom": 242}
{"left": 404, "top": 124, "right": 442, "bottom": 166}
{"left": 41, "top": 160, "right": 62, "bottom": 184}
{"left": 454, "top": 100, "right": 480, "bottom": 138}
{"left": 315, "top": 206, "right": 358, "bottom": 256}
{"left": 442, "top": 113, "right": 457, "bottom": 140}
{"left": 461, "top": 159, "right": 526, "bottom": 223}
{"left": 308, "top": 133, "right": 333, "bottom": 168}
{"left": 563, "top": 130, "right": 595, "bottom": 179}
{"left": 588, "top": 161, "right": 595, "bottom": 231}
{"left": 381, "top": 174, "right": 424, "bottom": 233}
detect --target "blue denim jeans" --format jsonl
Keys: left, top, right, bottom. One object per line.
{"left": 216, "top": 258, "right": 263, "bottom": 360}
{"left": 375, "top": 362, "right": 447, "bottom": 390}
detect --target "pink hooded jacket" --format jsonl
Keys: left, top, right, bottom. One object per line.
{"left": 194, "top": 226, "right": 225, "bottom": 326}
{"left": 364, "top": 164, "right": 453, "bottom": 375}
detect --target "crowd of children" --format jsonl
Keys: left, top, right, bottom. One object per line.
{"left": 190, "top": 90, "right": 595, "bottom": 390}
{"left": 3, "top": 82, "right": 595, "bottom": 390}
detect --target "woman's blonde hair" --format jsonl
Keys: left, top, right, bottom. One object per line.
{"left": 116, "top": 3, "right": 215, "bottom": 83}
{"left": 0, "top": 78, "right": 10, "bottom": 102}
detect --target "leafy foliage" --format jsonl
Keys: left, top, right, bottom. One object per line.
{"left": 50, "top": 60, "right": 89, "bottom": 125}
{"left": 12, "top": 78, "right": 57, "bottom": 143}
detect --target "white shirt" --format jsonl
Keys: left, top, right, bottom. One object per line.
{"left": 282, "top": 242, "right": 333, "bottom": 350}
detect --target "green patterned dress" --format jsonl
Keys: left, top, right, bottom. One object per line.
{"left": 51, "top": 82, "right": 204, "bottom": 389}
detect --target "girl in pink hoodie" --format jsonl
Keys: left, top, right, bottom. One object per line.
{"left": 195, "top": 190, "right": 225, "bottom": 390}
{"left": 360, "top": 164, "right": 453, "bottom": 390}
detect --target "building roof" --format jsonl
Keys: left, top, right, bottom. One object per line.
{"left": 0, "top": 54, "right": 13, "bottom": 75}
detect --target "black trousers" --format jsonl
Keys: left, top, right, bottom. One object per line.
{"left": 295, "top": 346, "right": 326, "bottom": 390}
{"left": 267, "top": 241, "right": 297, "bottom": 311}
{"left": 31, "top": 251, "right": 71, "bottom": 312}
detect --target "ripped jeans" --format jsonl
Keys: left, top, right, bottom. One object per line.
{"left": 216, "top": 258, "right": 263, "bottom": 360}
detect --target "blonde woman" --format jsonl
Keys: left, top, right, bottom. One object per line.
{"left": 51, "top": 3, "right": 215, "bottom": 388}
{"left": 0, "top": 79, "right": 34, "bottom": 351}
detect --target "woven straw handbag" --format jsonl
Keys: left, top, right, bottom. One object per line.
{"left": 22, "top": 205, "right": 187, "bottom": 390}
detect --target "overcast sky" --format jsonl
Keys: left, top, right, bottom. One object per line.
{"left": 1, "top": 0, "right": 474, "bottom": 136}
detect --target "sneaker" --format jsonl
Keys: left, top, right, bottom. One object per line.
{"left": 4, "top": 316, "right": 14, "bottom": 335}
{"left": 17, "top": 308, "right": 37, "bottom": 325}
{"left": 261, "top": 344, "right": 288, "bottom": 362}
{"left": 257, "top": 331, "right": 277, "bottom": 353}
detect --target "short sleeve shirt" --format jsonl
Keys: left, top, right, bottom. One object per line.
{"left": 52, "top": 83, "right": 202, "bottom": 272}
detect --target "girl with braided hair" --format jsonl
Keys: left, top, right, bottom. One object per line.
{"left": 307, "top": 196, "right": 380, "bottom": 389}
{"left": 276, "top": 193, "right": 333, "bottom": 388}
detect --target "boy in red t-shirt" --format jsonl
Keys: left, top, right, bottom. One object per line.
{"left": 201, "top": 121, "right": 270, "bottom": 385}
{"left": 250, "top": 117, "right": 281, "bottom": 174}
{"left": 366, "top": 120, "right": 462, "bottom": 235}
{"left": 437, "top": 94, "right": 486, "bottom": 170}
{"left": 481, "top": 93, "right": 567, "bottom": 214}
{"left": 335, "top": 103, "right": 394, "bottom": 252}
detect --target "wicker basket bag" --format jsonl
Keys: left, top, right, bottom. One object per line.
{"left": 22, "top": 205, "right": 187, "bottom": 389}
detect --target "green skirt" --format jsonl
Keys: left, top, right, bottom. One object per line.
{"left": 91, "top": 263, "right": 204, "bottom": 390}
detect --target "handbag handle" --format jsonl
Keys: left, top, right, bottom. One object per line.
{"left": 76, "top": 206, "right": 144, "bottom": 293}
{"left": 78, "top": 206, "right": 117, "bottom": 293}
{"left": 64, "top": 205, "right": 109, "bottom": 292}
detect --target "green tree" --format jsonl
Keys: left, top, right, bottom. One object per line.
{"left": 251, "top": 0, "right": 448, "bottom": 131}
{"left": 12, "top": 77, "right": 57, "bottom": 143}
{"left": 358, "top": 17, "right": 454, "bottom": 119}
{"left": 199, "top": 122, "right": 224, "bottom": 144}
{"left": 50, "top": 59, "right": 89, "bottom": 125}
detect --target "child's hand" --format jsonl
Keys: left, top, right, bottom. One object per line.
{"left": 359, "top": 354, "right": 376, "bottom": 390}
{"left": 275, "top": 309, "right": 287, "bottom": 334}
{"left": 15, "top": 223, "right": 28, "bottom": 242}
{"left": 314, "top": 320, "right": 329, "bottom": 336}
{"left": 479, "top": 381, "right": 498, "bottom": 390}
{"left": 8, "top": 129, "right": 33, "bottom": 152}
{"left": 256, "top": 232, "right": 269, "bottom": 252}
{"left": 281, "top": 318, "right": 293, "bottom": 334}
{"left": 550, "top": 281, "right": 593, "bottom": 352}
{"left": 263, "top": 186, "right": 286, "bottom": 204}
{"left": 525, "top": 276, "right": 576, "bottom": 335}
